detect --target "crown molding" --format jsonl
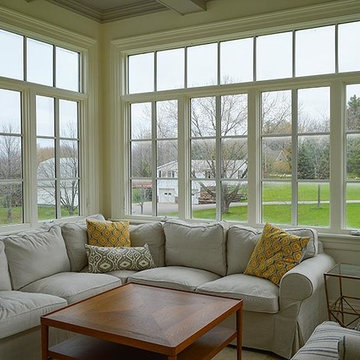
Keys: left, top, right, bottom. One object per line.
{"left": 47, "top": 0, "right": 102, "bottom": 20}
{"left": 0, "top": 5, "right": 96, "bottom": 48}
{"left": 46, "top": 0, "right": 166, "bottom": 23}
{"left": 102, "top": 1, "right": 166, "bottom": 23}
{"left": 111, "top": 0, "right": 360, "bottom": 51}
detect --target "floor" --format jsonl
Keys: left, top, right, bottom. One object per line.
{"left": 214, "top": 346, "right": 283, "bottom": 360}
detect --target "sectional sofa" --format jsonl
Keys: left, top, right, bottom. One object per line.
{"left": 0, "top": 215, "right": 335, "bottom": 359}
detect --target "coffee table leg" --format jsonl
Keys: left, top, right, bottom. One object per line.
{"left": 236, "top": 309, "right": 242, "bottom": 360}
{"left": 41, "top": 323, "right": 49, "bottom": 360}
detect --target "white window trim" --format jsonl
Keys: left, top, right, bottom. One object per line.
{"left": 111, "top": 0, "right": 360, "bottom": 236}
{"left": 0, "top": 6, "right": 99, "bottom": 232}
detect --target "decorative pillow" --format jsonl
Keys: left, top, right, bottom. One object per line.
{"left": 85, "top": 244, "right": 155, "bottom": 273}
{"left": 86, "top": 219, "right": 130, "bottom": 247}
{"left": 244, "top": 223, "right": 310, "bottom": 285}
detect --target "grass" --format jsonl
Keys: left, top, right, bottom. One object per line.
{"left": 0, "top": 206, "right": 79, "bottom": 225}
{"left": 191, "top": 203, "right": 360, "bottom": 228}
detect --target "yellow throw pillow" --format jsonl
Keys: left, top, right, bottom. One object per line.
{"left": 244, "top": 223, "right": 310, "bottom": 285}
{"left": 86, "top": 219, "right": 131, "bottom": 247}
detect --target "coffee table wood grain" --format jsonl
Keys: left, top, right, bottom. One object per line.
{"left": 41, "top": 283, "right": 243, "bottom": 360}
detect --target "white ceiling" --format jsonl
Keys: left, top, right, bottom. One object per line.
{"left": 45, "top": 0, "right": 208, "bottom": 22}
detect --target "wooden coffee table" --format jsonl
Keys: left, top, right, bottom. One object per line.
{"left": 41, "top": 283, "right": 243, "bottom": 360}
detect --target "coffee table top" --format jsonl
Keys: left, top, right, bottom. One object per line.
{"left": 42, "top": 283, "right": 242, "bottom": 355}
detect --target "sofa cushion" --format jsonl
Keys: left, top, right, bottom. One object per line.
{"left": 227, "top": 225, "right": 260, "bottom": 275}
{"left": 61, "top": 214, "right": 105, "bottom": 271}
{"left": 85, "top": 244, "right": 155, "bottom": 272}
{"left": 87, "top": 219, "right": 130, "bottom": 247}
{"left": 20, "top": 272, "right": 121, "bottom": 304}
{"left": 0, "top": 290, "right": 66, "bottom": 339}
{"left": 227, "top": 226, "right": 318, "bottom": 277}
{"left": 163, "top": 220, "right": 227, "bottom": 276}
{"left": 0, "top": 242, "right": 11, "bottom": 290}
{"left": 128, "top": 266, "right": 220, "bottom": 291}
{"left": 292, "top": 321, "right": 360, "bottom": 360}
{"left": 105, "top": 270, "right": 138, "bottom": 284}
{"left": 244, "top": 223, "right": 310, "bottom": 285}
{"left": 196, "top": 274, "right": 279, "bottom": 313}
{"left": 338, "top": 332, "right": 360, "bottom": 360}
{"left": 285, "top": 227, "right": 318, "bottom": 260}
{"left": 130, "top": 222, "right": 165, "bottom": 267}
{"left": 3, "top": 226, "right": 70, "bottom": 290}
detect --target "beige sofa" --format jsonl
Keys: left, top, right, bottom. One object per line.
{"left": 0, "top": 217, "right": 335, "bottom": 360}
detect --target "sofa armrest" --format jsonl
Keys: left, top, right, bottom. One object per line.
{"left": 279, "top": 253, "right": 335, "bottom": 309}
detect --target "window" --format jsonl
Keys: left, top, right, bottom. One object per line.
{"left": 130, "top": 100, "right": 178, "bottom": 217}
{"left": 0, "top": 26, "right": 83, "bottom": 228}
{"left": 124, "top": 19, "right": 360, "bottom": 232}
{"left": 190, "top": 94, "right": 248, "bottom": 221}
{"left": 36, "top": 97, "right": 80, "bottom": 220}
{"left": 345, "top": 84, "right": 360, "bottom": 229}
{"left": 261, "top": 87, "right": 330, "bottom": 227}
{"left": 257, "top": 32, "right": 292, "bottom": 80}
{"left": 0, "top": 89, "right": 23, "bottom": 225}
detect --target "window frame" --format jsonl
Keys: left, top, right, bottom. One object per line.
{"left": 118, "top": 14, "right": 360, "bottom": 235}
{"left": 0, "top": 9, "right": 97, "bottom": 232}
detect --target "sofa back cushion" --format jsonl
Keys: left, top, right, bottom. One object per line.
{"left": 61, "top": 214, "right": 105, "bottom": 271}
{"left": 4, "top": 226, "right": 70, "bottom": 290}
{"left": 0, "top": 241, "right": 12, "bottom": 290}
{"left": 227, "top": 225, "right": 318, "bottom": 275}
{"left": 227, "top": 225, "right": 260, "bottom": 275}
{"left": 164, "top": 220, "right": 227, "bottom": 276}
{"left": 130, "top": 222, "right": 165, "bottom": 267}
{"left": 284, "top": 227, "right": 318, "bottom": 259}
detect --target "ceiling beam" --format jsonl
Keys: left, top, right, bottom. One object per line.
{"left": 156, "top": 0, "right": 207, "bottom": 15}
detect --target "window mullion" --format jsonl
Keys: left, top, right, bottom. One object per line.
{"left": 291, "top": 89, "right": 298, "bottom": 226}
{"left": 330, "top": 80, "right": 345, "bottom": 232}
{"left": 152, "top": 101, "right": 157, "bottom": 216}
{"left": 215, "top": 96, "right": 221, "bottom": 221}
{"left": 55, "top": 98, "right": 61, "bottom": 218}
{"left": 23, "top": 88, "right": 38, "bottom": 225}
{"left": 247, "top": 89, "right": 260, "bottom": 226}
{"left": 177, "top": 96, "right": 189, "bottom": 219}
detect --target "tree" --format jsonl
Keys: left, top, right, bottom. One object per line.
{"left": 0, "top": 126, "right": 22, "bottom": 222}
{"left": 37, "top": 124, "right": 79, "bottom": 216}
{"left": 346, "top": 95, "right": 360, "bottom": 179}
{"left": 190, "top": 95, "right": 248, "bottom": 214}
{"left": 297, "top": 137, "right": 330, "bottom": 180}
{"left": 346, "top": 95, "right": 360, "bottom": 131}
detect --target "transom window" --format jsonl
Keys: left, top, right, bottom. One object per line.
{"left": 0, "top": 29, "right": 80, "bottom": 91}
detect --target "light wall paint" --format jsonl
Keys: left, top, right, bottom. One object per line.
{"left": 0, "top": 0, "right": 359, "bottom": 269}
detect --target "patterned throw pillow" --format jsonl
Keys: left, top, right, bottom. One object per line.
{"left": 86, "top": 219, "right": 130, "bottom": 247}
{"left": 244, "top": 223, "right": 310, "bottom": 285}
{"left": 85, "top": 244, "right": 155, "bottom": 273}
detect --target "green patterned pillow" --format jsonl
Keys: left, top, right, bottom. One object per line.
{"left": 85, "top": 244, "right": 155, "bottom": 273}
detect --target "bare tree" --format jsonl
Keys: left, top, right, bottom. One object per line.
{"left": 37, "top": 124, "right": 79, "bottom": 217}
{"left": 0, "top": 125, "right": 22, "bottom": 222}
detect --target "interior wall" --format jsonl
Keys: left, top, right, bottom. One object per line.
{"left": 0, "top": 0, "right": 99, "bottom": 39}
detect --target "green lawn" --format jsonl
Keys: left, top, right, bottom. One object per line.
{"left": 192, "top": 202, "right": 360, "bottom": 228}
{"left": 0, "top": 206, "right": 79, "bottom": 225}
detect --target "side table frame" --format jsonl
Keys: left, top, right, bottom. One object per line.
{"left": 324, "top": 268, "right": 360, "bottom": 328}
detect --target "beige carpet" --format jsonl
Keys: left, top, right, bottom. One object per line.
{"left": 213, "top": 346, "right": 283, "bottom": 360}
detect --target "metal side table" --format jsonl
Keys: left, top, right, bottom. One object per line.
{"left": 324, "top": 263, "right": 360, "bottom": 328}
